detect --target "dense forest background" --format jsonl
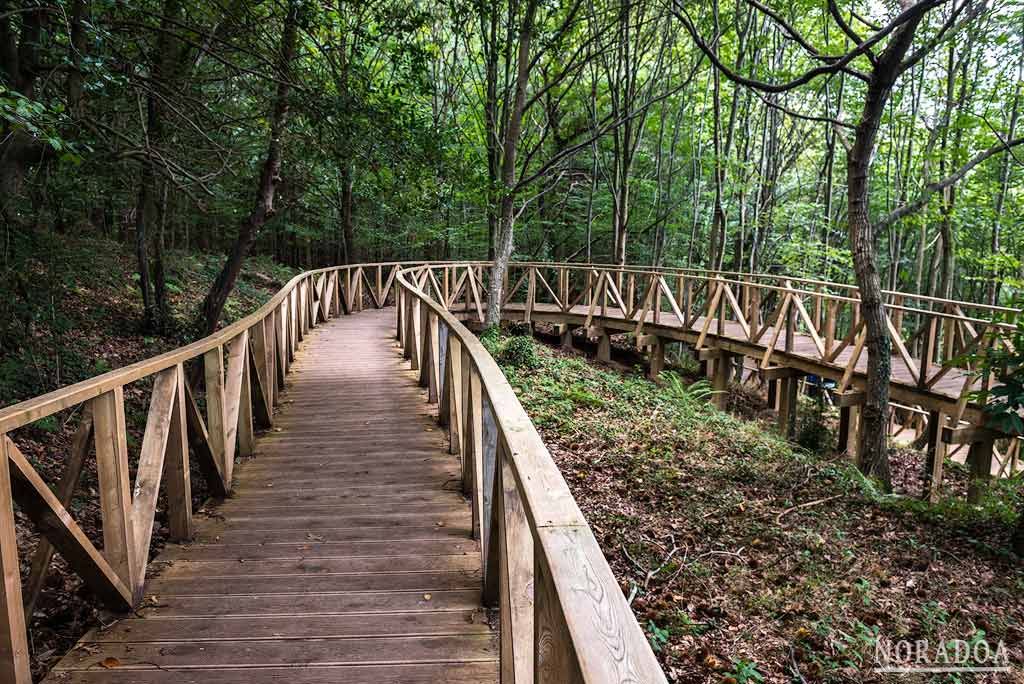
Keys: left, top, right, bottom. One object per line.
{"left": 3, "top": 0, "right": 1022, "bottom": 313}
{"left": 2, "top": 0, "right": 1023, "bottom": 461}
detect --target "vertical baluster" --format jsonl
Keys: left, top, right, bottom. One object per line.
{"left": 533, "top": 541, "right": 583, "bottom": 683}
{"left": 462, "top": 353, "right": 484, "bottom": 540}
{"left": 204, "top": 346, "right": 228, "bottom": 491}
{"left": 92, "top": 387, "right": 139, "bottom": 594}
{"left": 0, "top": 436, "right": 30, "bottom": 684}
{"left": 920, "top": 316, "right": 938, "bottom": 388}
{"left": 164, "top": 364, "right": 193, "bottom": 541}
{"left": 441, "top": 335, "right": 464, "bottom": 454}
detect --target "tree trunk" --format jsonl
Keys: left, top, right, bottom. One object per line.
{"left": 484, "top": 0, "right": 538, "bottom": 328}
{"left": 199, "top": 0, "right": 298, "bottom": 334}
{"left": 134, "top": 178, "right": 156, "bottom": 330}
{"left": 341, "top": 163, "right": 357, "bottom": 263}
{"left": 847, "top": 11, "right": 927, "bottom": 489}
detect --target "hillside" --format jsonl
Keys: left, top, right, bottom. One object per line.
{"left": 488, "top": 331, "right": 1023, "bottom": 682}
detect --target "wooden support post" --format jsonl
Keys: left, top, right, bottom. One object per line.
{"left": 204, "top": 346, "right": 228, "bottom": 490}
{"left": 648, "top": 337, "right": 665, "bottom": 381}
{"left": 0, "top": 438, "right": 31, "bottom": 684}
{"left": 838, "top": 405, "right": 851, "bottom": 451}
{"left": 163, "top": 365, "right": 193, "bottom": 541}
{"left": 847, "top": 404, "right": 862, "bottom": 464}
{"left": 238, "top": 344, "right": 255, "bottom": 458}
{"left": 560, "top": 324, "right": 573, "bottom": 350}
{"left": 596, "top": 328, "right": 611, "bottom": 363}
{"left": 922, "top": 410, "right": 947, "bottom": 503}
{"left": 835, "top": 391, "right": 865, "bottom": 459}
{"left": 776, "top": 376, "right": 800, "bottom": 440}
{"left": 767, "top": 379, "right": 778, "bottom": 410}
{"left": 462, "top": 350, "right": 484, "bottom": 541}
{"left": 711, "top": 351, "right": 733, "bottom": 409}
{"left": 967, "top": 436, "right": 995, "bottom": 504}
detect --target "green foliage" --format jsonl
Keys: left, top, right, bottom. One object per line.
{"left": 645, "top": 620, "right": 670, "bottom": 652}
{"left": 966, "top": 309, "right": 1024, "bottom": 436}
{"left": 498, "top": 335, "right": 541, "bottom": 370}
{"left": 726, "top": 659, "right": 765, "bottom": 684}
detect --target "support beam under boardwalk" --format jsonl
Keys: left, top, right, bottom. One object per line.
{"left": 43, "top": 309, "right": 498, "bottom": 684}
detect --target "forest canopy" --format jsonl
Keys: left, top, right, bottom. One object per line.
{"left": 2, "top": 0, "right": 1020, "bottom": 296}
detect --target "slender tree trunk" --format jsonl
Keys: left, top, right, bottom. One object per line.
{"left": 341, "top": 163, "right": 357, "bottom": 263}
{"left": 848, "top": 12, "right": 926, "bottom": 489}
{"left": 199, "top": 0, "right": 298, "bottom": 334}
{"left": 484, "top": 0, "right": 538, "bottom": 328}
{"left": 134, "top": 180, "right": 155, "bottom": 328}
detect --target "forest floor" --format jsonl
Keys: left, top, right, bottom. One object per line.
{"left": 488, "top": 329, "right": 1023, "bottom": 684}
{"left": 0, "top": 234, "right": 299, "bottom": 680}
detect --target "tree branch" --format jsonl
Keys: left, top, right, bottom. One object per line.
{"left": 876, "top": 135, "right": 1024, "bottom": 228}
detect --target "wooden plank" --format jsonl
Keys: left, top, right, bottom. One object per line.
{"left": 88, "top": 611, "right": 492, "bottom": 642}
{"left": 0, "top": 437, "right": 31, "bottom": 684}
{"left": 156, "top": 554, "right": 480, "bottom": 578}
{"left": 160, "top": 538, "right": 476, "bottom": 561}
{"left": 497, "top": 453, "right": 533, "bottom": 684}
{"left": 48, "top": 663, "right": 498, "bottom": 684}
{"left": 145, "top": 570, "right": 483, "bottom": 596}
{"left": 56, "top": 635, "right": 498, "bottom": 670}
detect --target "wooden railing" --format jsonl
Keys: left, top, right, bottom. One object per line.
{"left": 2, "top": 257, "right": 1015, "bottom": 683}
{"left": 395, "top": 264, "right": 667, "bottom": 683}
{"left": 416, "top": 262, "right": 1017, "bottom": 420}
{"left": 0, "top": 262, "right": 409, "bottom": 684}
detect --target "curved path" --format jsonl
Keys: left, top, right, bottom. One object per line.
{"left": 43, "top": 308, "right": 498, "bottom": 682}
{"left": 2, "top": 259, "right": 1014, "bottom": 684}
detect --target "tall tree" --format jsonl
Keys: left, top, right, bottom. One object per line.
{"left": 199, "top": 0, "right": 300, "bottom": 333}
{"left": 674, "top": 0, "right": 1024, "bottom": 486}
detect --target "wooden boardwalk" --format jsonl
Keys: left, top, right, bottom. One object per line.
{"left": 43, "top": 308, "right": 498, "bottom": 683}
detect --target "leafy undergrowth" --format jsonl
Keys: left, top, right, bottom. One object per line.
{"left": 1, "top": 233, "right": 300, "bottom": 680}
{"left": 492, "top": 332, "right": 1024, "bottom": 683}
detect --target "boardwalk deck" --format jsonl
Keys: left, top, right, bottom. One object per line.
{"left": 492, "top": 302, "right": 974, "bottom": 409}
{"left": 43, "top": 308, "right": 498, "bottom": 684}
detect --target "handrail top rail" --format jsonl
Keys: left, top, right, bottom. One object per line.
{"left": 515, "top": 260, "right": 1022, "bottom": 318}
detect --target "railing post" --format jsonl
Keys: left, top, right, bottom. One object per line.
{"left": 165, "top": 364, "right": 193, "bottom": 541}
{"left": 204, "top": 345, "right": 228, "bottom": 491}
{"left": 0, "top": 436, "right": 31, "bottom": 684}
{"left": 462, "top": 351, "right": 484, "bottom": 540}
{"left": 920, "top": 316, "right": 938, "bottom": 388}
{"left": 92, "top": 387, "right": 139, "bottom": 595}
{"left": 533, "top": 541, "right": 584, "bottom": 684}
